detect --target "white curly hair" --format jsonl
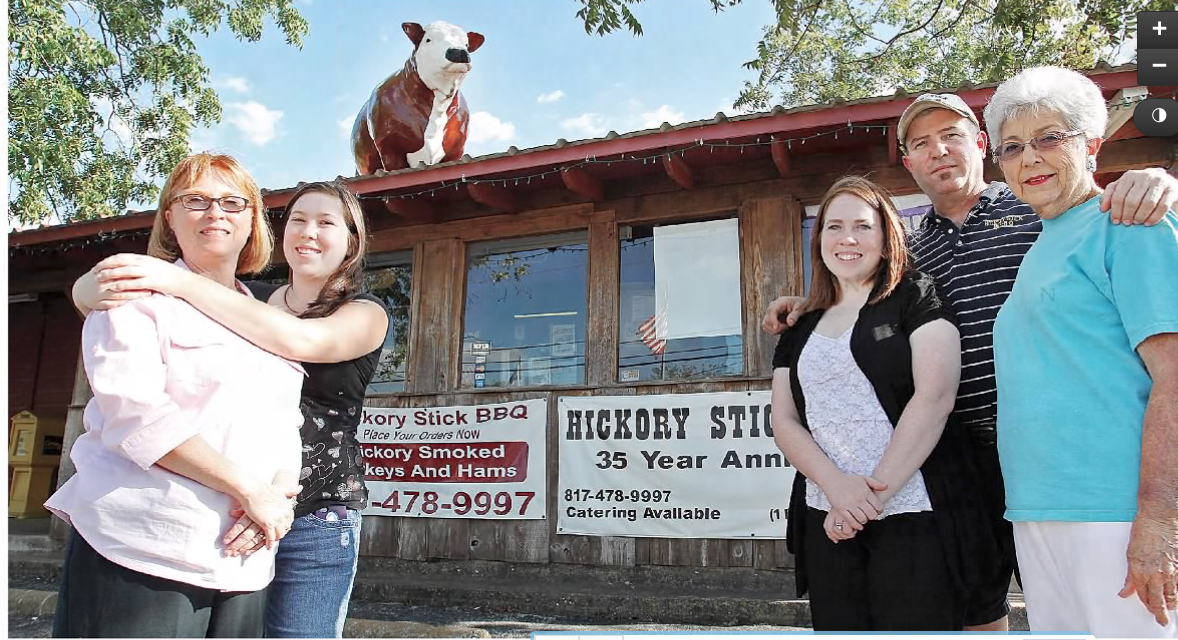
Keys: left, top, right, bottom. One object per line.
{"left": 982, "top": 66, "right": 1107, "bottom": 152}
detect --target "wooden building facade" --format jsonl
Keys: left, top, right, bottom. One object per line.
{"left": 9, "top": 65, "right": 1176, "bottom": 570}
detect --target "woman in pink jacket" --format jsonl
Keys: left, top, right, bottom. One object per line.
{"left": 46, "top": 153, "right": 305, "bottom": 638}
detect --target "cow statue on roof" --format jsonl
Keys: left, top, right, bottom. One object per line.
{"left": 351, "top": 21, "right": 485, "bottom": 175}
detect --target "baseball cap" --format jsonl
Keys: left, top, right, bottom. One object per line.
{"left": 897, "top": 93, "right": 981, "bottom": 150}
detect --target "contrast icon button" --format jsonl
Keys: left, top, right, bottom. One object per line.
{"left": 1134, "top": 98, "right": 1178, "bottom": 137}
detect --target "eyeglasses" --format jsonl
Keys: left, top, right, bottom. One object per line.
{"left": 994, "top": 130, "right": 1084, "bottom": 163}
{"left": 172, "top": 194, "right": 250, "bottom": 213}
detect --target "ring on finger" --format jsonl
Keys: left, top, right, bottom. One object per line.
{"left": 834, "top": 522, "right": 843, "bottom": 530}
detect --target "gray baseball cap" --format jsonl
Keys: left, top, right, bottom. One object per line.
{"left": 897, "top": 93, "right": 980, "bottom": 149}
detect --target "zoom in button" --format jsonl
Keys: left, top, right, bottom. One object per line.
{"left": 1134, "top": 98, "right": 1178, "bottom": 137}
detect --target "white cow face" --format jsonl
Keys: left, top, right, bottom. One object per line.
{"left": 403, "top": 21, "right": 485, "bottom": 98}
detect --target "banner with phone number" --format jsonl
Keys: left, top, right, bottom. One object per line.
{"left": 358, "top": 399, "right": 547, "bottom": 520}
{"left": 558, "top": 391, "right": 794, "bottom": 538}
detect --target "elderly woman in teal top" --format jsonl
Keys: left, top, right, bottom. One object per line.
{"left": 987, "top": 66, "right": 1178, "bottom": 637}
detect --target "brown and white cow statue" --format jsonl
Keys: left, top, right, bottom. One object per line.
{"left": 351, "top": 21, "right": 485, "bottom": 175}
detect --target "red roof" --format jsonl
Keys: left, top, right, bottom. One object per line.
{"left": 9, "top": 64, "right": 1147, "bottom": 248}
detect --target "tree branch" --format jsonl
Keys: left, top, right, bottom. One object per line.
{"left": 847, "top": 0, "right": 946, "bottom": 64}
{"left": 840, "top": 0, "right": 889, "bottom": 46}
{"left": 753, "top": 0, "right": 825, "bottom": 91}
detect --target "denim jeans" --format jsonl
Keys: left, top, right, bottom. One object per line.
{"left": 264, "top": 509, "right": 362, "bottom": 638}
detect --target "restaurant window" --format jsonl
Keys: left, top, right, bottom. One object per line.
{"left": 618, "top": 217, "right": 743, "bottom": 382}
{"left": 461, "top": 232, "right": 588, "bottom": 389}
{"left": 363, "top": 251, "right": 412, "bottom": 395}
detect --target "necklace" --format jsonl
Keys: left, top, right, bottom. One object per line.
{"left": 283, "top": 285, "right": 300, "bottom": 314}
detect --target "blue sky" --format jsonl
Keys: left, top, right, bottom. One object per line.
{"left": 187, "top": 0, "right": 778, "bottom": 193}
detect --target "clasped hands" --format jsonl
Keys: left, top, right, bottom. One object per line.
{"left": 221, "top": 477, "right": 301, "bottom": 558}
{"left": 821, "top": 473, "right": 889, "bottom": 543}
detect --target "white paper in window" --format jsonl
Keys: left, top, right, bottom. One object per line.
{"left": 653, "top": 218, "right": 742, "bottom": 340}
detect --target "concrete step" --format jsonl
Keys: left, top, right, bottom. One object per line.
{"left": 8, "top": 535, "right": 64, "bottom": 553}
{"left": 8, "top": 550, "right": 1028, "bottom": 631}
{"left": 7, "top": 517, "right": 63, "bottom": 553}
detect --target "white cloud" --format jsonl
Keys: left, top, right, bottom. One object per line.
{"left": 226, "top": 101, "right": 283, "bottom": 146}
{"left": 188, "top": 132, "right": 216, "bottom": 154}
{"left": 337, "top": 116, "right": 353, "bottom": 138}
{"left": 536, "top": 90, "right": 565, "bottom": 104}
{"left": 223, "top": 76, "right": 251, "bottom": 94}
{"left": 467, "top": 111, "right": 516, "bottom": 144}
{"left": 637, "top": 105, "right": 687, "bottom": 129}
{"left": 561, "top": 113, "right": 608, "bottom": 137}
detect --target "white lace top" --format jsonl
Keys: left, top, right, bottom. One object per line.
{"left": 797, "top": 326, "right": 932, "bottom": 517}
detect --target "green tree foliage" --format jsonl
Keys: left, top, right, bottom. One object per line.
{"left": 8, "top": 0, "right": 308, "bottom": 225}
{"left": 574, "top": 0, "right": 1164, "bottom": 111}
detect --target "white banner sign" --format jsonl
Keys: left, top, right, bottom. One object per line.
{"left": 359, "top": 399, "right": 547, "bottom": 520}
{"left": 558, "top": 391, "right": 794, "bottom": 538}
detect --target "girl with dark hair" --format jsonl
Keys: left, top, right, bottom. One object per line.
{"left": 771, "top": 176, "right": 996, "bottom": 630}
{"left": 72, "top": 180, "right": 390, "bottom": 638}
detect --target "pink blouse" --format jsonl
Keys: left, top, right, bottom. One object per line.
{"left": 46, "top": 267, "right": 304, "bottom": 592}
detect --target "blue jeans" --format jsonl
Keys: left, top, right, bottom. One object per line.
{"left": 264, "top": 509, "right": 362, "bottom": 638}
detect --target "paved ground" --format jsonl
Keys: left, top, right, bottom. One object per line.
{"left": 8, "top": 614, "right": 53, "bottom": 639}
{"left": 8, "top": 600, "right": 809, "bottom": 638}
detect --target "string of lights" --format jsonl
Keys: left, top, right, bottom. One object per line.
{"left": 359, "top": 87, "right": 1175, "bottom": 205}
{"left": 10, "top": 228, "right": 153, "bottom": 258}
{"left": 365, "top": 122, "right": 895, "bottom": 204}
{"left": 12, "top": 87, "right": 1174, "bottom": 259}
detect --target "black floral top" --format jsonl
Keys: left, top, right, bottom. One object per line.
{"left": 247, "top": 282, "right": 388, "bottom": 517}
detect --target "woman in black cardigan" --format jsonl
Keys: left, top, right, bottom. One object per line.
{"left": 771, "top": 176, "right": 997, "bottom": 630}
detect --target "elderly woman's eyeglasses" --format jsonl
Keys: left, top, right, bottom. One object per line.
{"left": 172, "top": 194, "right": 250, "bottom": 213}
{"left": 994, "top": 130, "right": 1084, "bottom": 163}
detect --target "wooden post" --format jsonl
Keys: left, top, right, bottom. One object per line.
{"left": 50, "top": 349, "right": 92, "bottom": 541}
{"left": 405, "top": 238, "right": 466, "bottom": 393}
{"left": 584, "top": 211, "right": 619, "bottom": 386}
{"left": 739, "top": 196, "right": 804, "bottom": 378}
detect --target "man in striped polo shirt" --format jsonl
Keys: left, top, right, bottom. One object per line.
{"left": 764, "top": 92, "right": 1178, "bottom": 631}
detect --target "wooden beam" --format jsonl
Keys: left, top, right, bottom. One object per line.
{"left": 887, "top": 124, "right": 899, "bottom": 165}
{"left": 1106, "top": 120, "right": 1144, "bottom": 143}
{"left": 770, "top": 140, "right": 791, "bottom": 178}
{"left": 383, "top": 197, "right": 436, "bottom": 224}
{"left": 661, "top": 151, "right": 695, "bottom": 189}
{"left": 8, "top": 267, "right": 90, "bottom": 294}
{"left": 560, "top": 167, "right": 604, "bottom": 202}
{"left": 1096, "top": 136, "right": 1173, "bottom": 173}
{"left": 369, "top": 203, "right": 595, "bottom": 253}
{"left": 466, "top": 182, "right": 520, "bottom": 212}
